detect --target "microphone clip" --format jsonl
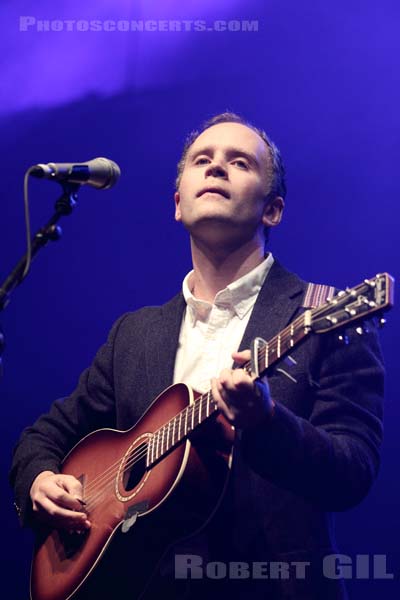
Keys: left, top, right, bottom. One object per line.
{"left": 55, "top": 182, "right": 80, "bottom": 216}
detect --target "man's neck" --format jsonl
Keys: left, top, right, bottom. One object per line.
{"left": 189, "top": 237, "right": 266, "bottom": 302}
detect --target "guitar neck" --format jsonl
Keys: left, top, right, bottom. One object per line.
{"left": 147, "top": 390, "right": 218, "bottom": 467}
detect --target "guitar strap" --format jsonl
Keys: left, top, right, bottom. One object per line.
{"left": 263, "top": 282, "right": 337, "bottom": 384}
{"left": 302, "top": 282, "right": 336, "bottom": 308}
{"left": 250, "top": 282, "right": 336, "bottom": 382}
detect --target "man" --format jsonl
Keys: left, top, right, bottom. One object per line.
{"left": 10, "top": 113, "right": 384, "bottom": 599}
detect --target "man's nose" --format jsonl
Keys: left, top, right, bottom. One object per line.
{"left": 205, "top": 161, "right": 228, "bottom": 179}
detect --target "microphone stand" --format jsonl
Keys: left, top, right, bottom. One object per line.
{"left": 0, "top": 182, "right": 81, "bottom": 376}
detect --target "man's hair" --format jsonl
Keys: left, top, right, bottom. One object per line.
{"left": 175, "top": 112, "right": 287, "bottom": 204}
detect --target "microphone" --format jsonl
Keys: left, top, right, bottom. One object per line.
{"left": 29, "top": 157, "right": 121, "bottom": 189}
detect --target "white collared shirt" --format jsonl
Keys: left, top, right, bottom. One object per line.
{"left": 173, "top": 254, "right": 274, "bottom": 393}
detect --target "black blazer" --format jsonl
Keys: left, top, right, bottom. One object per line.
{"left": 10, "top": 261, "right": 384, "bottom": 599}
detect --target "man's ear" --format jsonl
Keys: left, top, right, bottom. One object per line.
{"left": 262, "top": 196, "right": 284, "bottom": 228}
{"left": 174, "top": 191, "right": 181, "bottom": 222}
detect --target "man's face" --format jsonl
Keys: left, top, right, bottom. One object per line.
{"left": 175, "top": 122, "right": 279, "bottom": 245}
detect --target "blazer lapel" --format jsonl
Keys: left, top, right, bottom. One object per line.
{"left": 145, "top": 292, "right": 186, "bottom": 401}
{"left": 237, "top": 260, "right": 307, "bottom": 355}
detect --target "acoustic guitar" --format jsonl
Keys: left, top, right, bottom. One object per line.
{"left": 30, "top": 273, "right": 394, "bottom": 600}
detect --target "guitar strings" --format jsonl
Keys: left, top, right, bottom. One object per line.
{"left": 80, "top": 293, "right": 357, "bottom": 511}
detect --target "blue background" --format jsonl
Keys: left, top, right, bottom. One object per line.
{"left": 0, "top": 1, "right": 398, "bottom": 597}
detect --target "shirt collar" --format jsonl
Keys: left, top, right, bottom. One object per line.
{"left": 182, "top": 253, "right": 274, "bottom": 323}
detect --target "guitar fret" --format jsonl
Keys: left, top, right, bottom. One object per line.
{"left": 186, "top": 407, "right": 190, "bottom": 434}
{"left": 147, "top": 438, "right": 152, "bottom": 467}
{"left": 166, "top": 421, "right": 170, "bottom": 452}
{"left": 172, "top": 415, "right": 176, "bottom": 447}
{"left": 167, "top": 422, "right": 171, "bottom": 449}
{"left": 150, "top": 439, "right": 154, "bottom": 467}
{"left": 184, "top": 408, "right": 188, "bottom": 436}
{"left": 157, "top": 431, "right": 161, "bottom": 461}
{"left": 198, "top": 397, "right": 202, "bottom": 424}
{"left": 161, "top": 425, "right": 165, "bottom": 456}
{"left": 206, "top": 392, "right": 210, "bottom": 417}
{"left": 277, "top": 334, "right": 281, "bottom": 358}
{"left": 154, "top": 430, "right": 159, "bottom": 461}
{"left": 152, "top": 431, "right": 156, "bottom": 462}
{"left": 158, "top": 428, "right": 162, "bottom": 460}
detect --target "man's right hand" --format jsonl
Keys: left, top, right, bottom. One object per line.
{"left": 30, "top": 471, "right": 91, "bottom": 531}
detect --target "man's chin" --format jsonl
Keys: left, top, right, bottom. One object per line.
{"left": 185, "top": 218, "right": 257, "bottom": 248}
{"left": 185, "top": 215, "right": 239, "bottom": 234}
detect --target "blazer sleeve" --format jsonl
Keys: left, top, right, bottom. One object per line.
{"left": 9, "top": 313, "right": 130, "bottom": 527}
{"left": 240, "top": 321, "right": 385, "bottom": 511}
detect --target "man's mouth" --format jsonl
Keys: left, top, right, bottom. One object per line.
{"left": 197, "top": 187, "right": 230, "bottom": 199}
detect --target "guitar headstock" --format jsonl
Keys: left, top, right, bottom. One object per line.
{"left": 310, "top": 273, "right": 394, "bottom": 334}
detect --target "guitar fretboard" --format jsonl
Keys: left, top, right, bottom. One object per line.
{"left": 147, "top": 391, "right": 219, "bottom": 466}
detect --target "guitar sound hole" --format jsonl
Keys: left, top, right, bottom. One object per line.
{"left": 123, "top": 442, "right": 148, "bottom": 492}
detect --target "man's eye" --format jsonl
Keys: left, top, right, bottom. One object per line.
{"left": 195, "top": 157, "right": 210, "bottom": 165}
{"left": 233, "top": 159, "right": 248, "bottom": 169}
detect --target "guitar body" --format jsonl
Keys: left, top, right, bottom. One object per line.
{"left": 31, "top": 383, "right": 234, "bottom": 600}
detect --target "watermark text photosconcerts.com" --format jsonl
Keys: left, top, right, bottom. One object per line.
{"left": 175, "top": 554, "right": 395, "bottom": 581}
{"left": 19, "top": 17, "right": 259, "bottom": 33}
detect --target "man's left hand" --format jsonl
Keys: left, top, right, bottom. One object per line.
{"left": 211, "top": 350, "right": 275, "bottom": 429}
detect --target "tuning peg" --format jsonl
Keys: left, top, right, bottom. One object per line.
{"left": 379, "top": 317, "right": 386, "bottom": 328}
{"left": 326, "top": 316, "right": 338, "bottom": 324}
{"left": 364, "top": 278, "right": 376, "bottom": 287}
{"left": 362, "top": 299, "right": 376, "bottom": 308}
{"left": 338, "top": 334, "right": 349, "bottom": 345}
{"left": 356, "top": 327, "right": 364, "bottom": 335}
